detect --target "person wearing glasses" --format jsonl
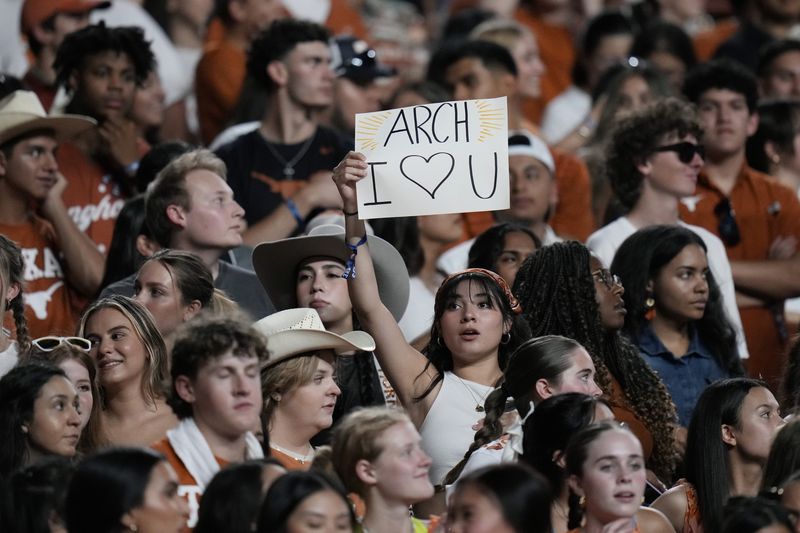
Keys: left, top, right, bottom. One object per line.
{"left": 514, "top": 241, "right": 679, "bottom": 494}
{"left": 611, "top": 225, "right": 745, "bottom": 431}
{"left": 586, "top": 96, "right": 748, "bottom": 362}
{"left": 26, "top": 335, "right": 103, "bottom": 453}
{"left": 681, "top": 58, "right": 800, "bottom": 392}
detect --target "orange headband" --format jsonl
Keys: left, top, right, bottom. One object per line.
{"left": 436, "top": 268, "right": 522, "bottom": 315}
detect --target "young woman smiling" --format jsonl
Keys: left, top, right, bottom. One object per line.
{"left": 79, "top": 295, "right": 178, "bottom": 447}
{"left": 333, "top": 152, "right": 530, "bottom": 506}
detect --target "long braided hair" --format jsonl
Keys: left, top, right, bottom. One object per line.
{"left": 0, "top": 235, "right": 30, "bottom": 354}
{"left": 442, "top": 335, "right": 584, "bottom": 485}
{"left": 513, "top": 241, "right": 678, "bottom": 481}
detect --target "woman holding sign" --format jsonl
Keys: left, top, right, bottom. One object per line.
{"left": 332, "top": 151, "right": 530, "bottom": 515}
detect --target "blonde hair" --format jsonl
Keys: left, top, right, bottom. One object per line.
{"left": 470, "top": 18, "right": 532, "bottom": 51}
{"left": 330, "top": 407, "right": 412, "bottom": 496}
{"left": 262, "top": 354, "right": 321, "bottom": 421}
{"left": 78, "top": 296, "right": 169, "bottom": 407}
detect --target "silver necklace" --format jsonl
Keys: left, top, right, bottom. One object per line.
{"left": 453, "top": 373, "right": 491, "bottom": 412}
{"left": 269, "top": 442, "right": 315, "bottom": 464}
{"left": 263, "top": 132, "right": 316, "bottom": 179}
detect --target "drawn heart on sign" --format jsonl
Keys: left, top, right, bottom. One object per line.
{"left": 399, "top": 152, "right": 455, "bottom": 199}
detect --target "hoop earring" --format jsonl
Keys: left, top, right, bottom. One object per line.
{"left": 644, "top": 296, "right": 656, "bottom": 321}
{"left": 500, "top": 332, "right": 511, "bottom": 345}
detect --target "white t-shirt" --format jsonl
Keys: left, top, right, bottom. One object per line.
{"left": 540, "top": 86, "right": 591, "bottom": 144}
{"left": 587, "top": 216, "right": 750, "bottom": 359}
{"left": 398, "top": 276, "right": 435, "bottom": 343}
{"left": 0, "top": 340, "right": 19, "bottom": 378}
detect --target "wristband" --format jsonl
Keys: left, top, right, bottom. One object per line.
{"left": 343, "top": 209, "right": 358, "bottom": 217}
{"left": 285, "top": 198, "right": 304, "bottom": 228}
{"left": 342, "top": 234, "right": 368, "bottom": 279}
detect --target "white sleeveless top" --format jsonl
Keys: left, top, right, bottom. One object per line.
{"left": 419, "top": 371, "right": 492, "bottom": 485}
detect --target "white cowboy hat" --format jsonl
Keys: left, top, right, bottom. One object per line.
{"left": 252, "top": 224, "right": 410, "bottom": 322}
{"left": 0, "top": 91, "right": 95, "bottom": 147}
{"left": 253, "top": 308, "right": 376, "bottom": 367}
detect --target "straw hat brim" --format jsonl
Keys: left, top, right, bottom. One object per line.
{"left": 257, "top": 327, "right": 376, "bottom": 368}
{"left": 0, "top": 113, "right": 95, "bottom": 147}
{"left": 253, "top": 230, "right": 410, "bottom": 322}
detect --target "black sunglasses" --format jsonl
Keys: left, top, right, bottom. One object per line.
{"left": 714, "top": 198, "right": 741, "bottom": 246}
{"left": 653, "top": 142, "right": 705, "bottom": 164}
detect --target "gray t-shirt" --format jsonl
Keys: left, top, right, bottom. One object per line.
{"left": 100, "top": 260, "right": 275, "bottom": 320}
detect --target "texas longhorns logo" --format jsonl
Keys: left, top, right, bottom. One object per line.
{"left": 23, "top": 281, "right": 64, "bottom": 320}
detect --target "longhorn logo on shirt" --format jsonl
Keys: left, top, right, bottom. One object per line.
{"left": 24, "top": 281, "right": 64, "bottom": 320}
{"left": 67, "top": 194, "right": 125, "bottom": 231}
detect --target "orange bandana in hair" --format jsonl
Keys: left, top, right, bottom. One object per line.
{"left": 436, "top": 268, "right": 522, "bottom": 315}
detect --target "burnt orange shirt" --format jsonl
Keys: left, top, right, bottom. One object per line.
{"left": 326, "top": 0, "right": 369, "bottom": 39}
{"left": 57, "top": 141, "right": 132, "bottom": 255}
{"left": 152, "top": 437, "right": 229, "bottom": 531}
{"left": 607, "top": 375, "right": 653, "bottom": 461}
{"left": 195, "top": 38, "right": 246, "bottom": 145}
{"left": 693, "top": 19, "right": 739, "bottom": 62}
{"left": 270, "top": 447, "right": 313, "bottom": 471}
{"left": 679, "top": 166, "right": 800, "bottom": 386}
{"left": 0, "top": 216, "right": 82, "bottom": 338}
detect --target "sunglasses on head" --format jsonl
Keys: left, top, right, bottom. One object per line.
{"left": 714, "top": 198, "right": 741, "bottom": 246}
{"left": 32, "top": 336, "right": 92, "bottom": 353}
{"left": 653, "top": 142, "right": 705, "bottom": 164}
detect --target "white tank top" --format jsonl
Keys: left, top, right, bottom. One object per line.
{"left": 419, "top": 371, "right": 493, "bottom": 485}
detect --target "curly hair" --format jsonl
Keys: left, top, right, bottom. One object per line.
{"left": 513, "top": 241, "right": 678, "bottom": 481}
{"left": 606, "top": 97, "right": 702, "bottom": 211}
{"left": 169, "top": 314, "right": 268, "bottom": 419}
{"left": 610, "top": 225, "right": 743, "bottom": 376}
{"left": 0, "top": 235, "right": 30, "bottom": 354}
{"left": 54, "top": 23, "right": 155, "bottom": 93}
{"left": 247, "top": 19, "right": 330, "bottom": 93}
{"left": 416, "top": 272, "right": 531, "bottom": 402}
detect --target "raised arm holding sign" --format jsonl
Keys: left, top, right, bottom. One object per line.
{"left": 354, "top": 97, "right": 510, "bottom": 219}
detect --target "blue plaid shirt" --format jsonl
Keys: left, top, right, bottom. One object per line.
{"left": 636, "top": 325, "right": 729, "bottom": 427}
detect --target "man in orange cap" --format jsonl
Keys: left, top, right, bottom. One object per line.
{"left": 20, "top": 0, "right": 110, "bottom": 111}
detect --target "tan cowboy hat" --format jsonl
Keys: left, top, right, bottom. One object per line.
{"left": 0, "top": 91, "right": 95, "bottom": 147}
{"left": 253, "top": 224, "right": 410, "bottom": 322}
{"left": 253, "top": 308, "right": 376, "bottom": 367}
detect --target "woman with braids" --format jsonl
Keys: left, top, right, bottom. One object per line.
{"left": 333, "top": 151, "right": 530, "bottom": 515}
{"left": 564, "top": 421, "right": 674, "bottom": 533}
{"left": 0, "top": 235, "right": 30, "bottom": 376}
{"left": 521, "top": 393, "right": 615, "bottom": 532}
{"left": 651, "top": 378, "right": 784, "bottom": 532}
{"left": 514, "top": 240, "right": 678, "bottom": 488}
{"left": 443, "top": 335, "right": 601, "bottom": 486}
{"left": 611, "top": 225, "right": 743, "bottom": 428}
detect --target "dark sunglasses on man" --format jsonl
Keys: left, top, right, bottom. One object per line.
{"left": 653, "top": 142, "right": 705, "bottom": 164}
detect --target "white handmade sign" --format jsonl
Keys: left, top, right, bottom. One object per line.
{"left": 354, "top": 96, "right": 509, "bottom": 219}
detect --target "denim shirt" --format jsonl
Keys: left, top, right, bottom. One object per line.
{"left": 637, "top": 325, "right": 728, "bottom": 427}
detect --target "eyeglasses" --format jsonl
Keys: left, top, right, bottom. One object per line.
{"left": 714, "top": 198, "right": 741, "bottom": 246}
{"left": 592, "top": 268, "right": 622, "bottom": 290}
{"left": 32, "top": 336, "right": 92, "bottom": 352}
{"left": 653, "top": 142, "right": 705, "bottom": 164}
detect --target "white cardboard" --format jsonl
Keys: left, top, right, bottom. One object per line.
{"left": 354, "top": 97, "right": 510, "bottom": 219}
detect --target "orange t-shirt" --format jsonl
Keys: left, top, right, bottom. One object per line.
{"left": 325, "top": 0, "right": 369, "bottom": 40}
{"left": 195, "top": 38, "right": 246, "bottom": 145}
{"left": 0, "top": 216, "right": 82, "bottom": 338}
{"left": 693, "top": 19, "right": 739, "bottom": 62}
{"left": 270, "top": 447, "right": 313, "bottom": 471}
{"left": 514, "top": 8, "right": 575, "bottom": 108}
{"left": 56, "top": 141, "right": 130, "bottom": 255}
{"left": 151, "top": 437, "right": 229, "bottom": 531}
{"left": 607, "top": 375, "right": 654, "bottom": 461}
{"left": 679, "top": 166, "right": 800, "bottom": 387}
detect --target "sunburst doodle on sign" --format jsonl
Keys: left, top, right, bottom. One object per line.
{"left": 357, "top": 111, "right": 392, "bottom": 152}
